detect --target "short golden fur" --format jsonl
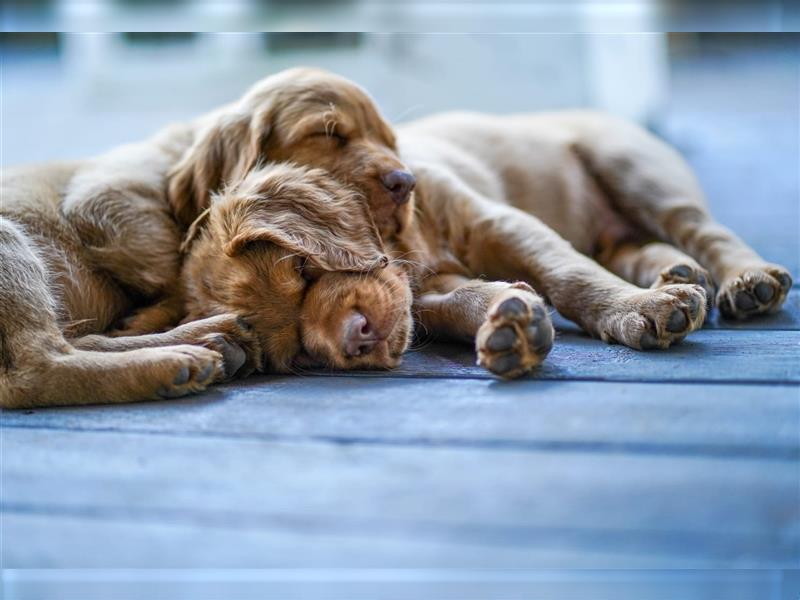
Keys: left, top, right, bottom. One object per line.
{"left": 392, "top": 110, "right": 791, "bottom": 376}
{"left": 1, "top": 68, "right": 793, "bottom": 406}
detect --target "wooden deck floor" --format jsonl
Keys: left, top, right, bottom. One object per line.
{"left": 2, "top": 38, "right": 799, "bottom": 599}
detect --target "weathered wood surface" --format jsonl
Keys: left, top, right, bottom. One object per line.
{"left": 3, "top": 427, "right": 797, "bottom": 568}
{"left": 4, "top": 380, "right": 797, "bottom": 460}
{"left": 346, "top": 330, "right": 800, "bottom": 383}
{"left": 2, "top": 565, "right": 784, "bottom": 600}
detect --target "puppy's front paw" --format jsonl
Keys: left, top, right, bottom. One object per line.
{"left": 600, "top": 284, "right": 706, "bottom": 350}
{"left": 154, "top": 345, "right": 224, "bottom": 399}
{"left": 717, "top": 265, "right": 792, "bottom": 319}
{"left": 195, "top": 315, "right": 262, "bottom": 380}
{"left": 476, "top": 286, "right": 554, "bottom": 379}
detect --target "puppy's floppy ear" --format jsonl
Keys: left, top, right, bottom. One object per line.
{"left": 218, "top": 164, "right": 388, "bottom": 272}
{"left": 168, "top": 108, "right": 273, "bottom": 229}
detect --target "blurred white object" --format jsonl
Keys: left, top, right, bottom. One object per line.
{"left": 584, "top": 33, "right": 669, "bottom": 124}
{"left": 54, "top": 32, "right": 668, "bottom": 123}
{"left": 3, "top": 3, "right": 670, "bottom": 164}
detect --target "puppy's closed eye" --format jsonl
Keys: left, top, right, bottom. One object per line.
{"left": 309, "top": 131, "right": 349, "bottom": 148}
{"left": 295, "top": 256, "right": 323, "bottom": 283}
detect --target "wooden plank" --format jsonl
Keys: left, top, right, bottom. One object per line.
{"left": 3, "top": 380, "right": 797, "bottom": 460}
{"left": 0, "top": 513, "right": 678, "bottom": 571}
{"left": 1, "top": 569, "right": 784, "bottom": 600}
{"left": 2, "top": 428, "right": 797, "bottom": 568}
{"left": 366, "top": 330, "right": 800, "bottom": 383}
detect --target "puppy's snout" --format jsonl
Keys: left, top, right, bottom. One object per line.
{"left": 380, "top": 169, "right": 416, "bottom": 205}
{"left": 343, "top": 311, "right": 382, "bottom": 357}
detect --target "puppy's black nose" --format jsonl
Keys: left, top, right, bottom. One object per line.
{"left": 380, "top": 169, "right": 416, "bottom": 205}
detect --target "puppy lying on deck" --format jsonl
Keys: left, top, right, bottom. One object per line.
{"left": 0, "top": 68, "right": 414, "bottom": 407}
{"left": 396, "top": 110, "right": 794, "bottom": 376}
{"left": 1, "top": 69, "right": 793, "bottom": 406}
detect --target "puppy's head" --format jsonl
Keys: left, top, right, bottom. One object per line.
{"left": 181, "top": 163, "right": 413, "bottom": 373}
{"left": 169, "top": 67, "right": 414, "bottom": 241}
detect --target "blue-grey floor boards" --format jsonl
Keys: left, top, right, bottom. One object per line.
{"left": 2, "top": 36, "right": 799, "bottom": 600}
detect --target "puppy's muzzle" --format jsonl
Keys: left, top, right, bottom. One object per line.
{"left": 342, "top": 311, "right": 383, "bottom": 357}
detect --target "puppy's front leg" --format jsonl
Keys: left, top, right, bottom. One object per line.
{"left": 416, "top": 275, "right": 554, "bottom": 378}
{"left": 463, "top": 204, "right": 706, "bottom": 350}
{"left": 71, "top": 313, "right": 262, "bottom": 380}
{"left": 109, "top": 294, "right": 186, "bottom": 336}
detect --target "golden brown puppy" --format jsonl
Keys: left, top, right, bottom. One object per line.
{"left": 0, "top": 132, "right": 233, "bottom": 407}
{"left": 0, "top": 68, "right": 415, "bottom": 408}
{"left": 119, "top": 66, "right": 416, "bottom": 336}
{"left": 0, "top": 160, "right": 412, "bottom": 407}
{"left": 391, "top": 111, "right": 793, "bottom": 377}
{"left": 167, "top": 67, "right": 414, "bottom": 240}
{"left": 179, "top": 163, "right": 412, "bottom": 374}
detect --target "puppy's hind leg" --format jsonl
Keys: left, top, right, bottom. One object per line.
{"left": 600, "top": 241, "right": 715, "bottom": 310}
{"left": 573, "top": 118, "right": 792, "bottom": 319}
{"left": 0, "top": 216, "right": 71, "bottom": 406}
{"left": 0, "top": 218, "right": 223, "bottom": 409}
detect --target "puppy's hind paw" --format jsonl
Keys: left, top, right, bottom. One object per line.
{"left": 602, "top": 284, "right": 706, "bottom": 350}
{"left": 476, "top": 286, "right": 554, "bottom": 379}
{"left": 717, "top": 265, "right": 792, "bottom": 319}
{"left": 653, "top": 260, "right": 715, "bottom": 311}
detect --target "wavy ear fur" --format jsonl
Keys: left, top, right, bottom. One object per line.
{"left": 216, "top": 163, "right": 387, "bottom": 272}
{"left": 168, "top": 109, "right": 271, "bottom": 230}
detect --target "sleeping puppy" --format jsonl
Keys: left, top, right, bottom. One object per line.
{"left": 178, "top": 164, "right": 412, "bottom": 374}
{"left": 117, "top": 66, "right": 415, "bottom": 336}
{"left": 0, "top": 159, "right": 412, "bottom": 407}
{"left": 393, "top": 111, "right": 793, "bottom": 377}
{"left": 0, "top": 68, "right": 415, "bottom": 407}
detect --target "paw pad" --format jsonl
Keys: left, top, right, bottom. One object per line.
{"left": 477, "top": 290, "right": 554, "bottom": 379}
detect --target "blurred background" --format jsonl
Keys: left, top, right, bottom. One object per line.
{"left": 2, "top": 30, "right": 798, "bottom": 273}
{"left": 2, "top": 0, "right": 799, "bottom": 32}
